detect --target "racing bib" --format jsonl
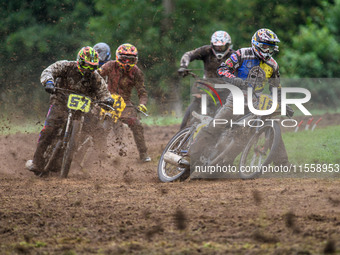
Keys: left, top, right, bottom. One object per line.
{"left": 67, "top": 94, "right": 91, "bottom": 113}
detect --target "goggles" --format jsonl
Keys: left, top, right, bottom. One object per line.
{"left": 212, "top": 44, "right": 229, "bottom": 53}
{"left": 81, "top": 62, "right": 98, "bottom": 71}
{"left": 253, "top": 40, "right": 279, "bottom": 54}
{"left": 119, "top": 55, "right": 137, "bottom": 65}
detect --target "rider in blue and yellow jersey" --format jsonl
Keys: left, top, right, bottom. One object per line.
{"left": 191, "top": 28, "right": 293, "bottom": 166}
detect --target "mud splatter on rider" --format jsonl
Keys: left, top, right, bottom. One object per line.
{"left": 26, "top": 46, "right": 114, "bottom": 174}
{"left": 99, "top": 43, "right": 151, "bottom": 162}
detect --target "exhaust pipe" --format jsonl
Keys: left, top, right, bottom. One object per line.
{"left": 163, "top": 151, "right": 190, "bottom": 166}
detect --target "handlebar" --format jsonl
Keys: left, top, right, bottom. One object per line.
{"left": 125, "top": 105, "right": 149, "bottom": 117}
{"left": 180, "top": 69, "right": 201, "bottom": 79}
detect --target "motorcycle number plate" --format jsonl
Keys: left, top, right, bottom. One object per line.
{"left": 67, "top": 94, "right": 91, "bottom": 113}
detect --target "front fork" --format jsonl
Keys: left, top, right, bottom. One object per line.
{"left": 63, "top": 111, "right": 73, "bottom": 146}
{"left": 63, "top": 111, "right": 84, "bottom": 146}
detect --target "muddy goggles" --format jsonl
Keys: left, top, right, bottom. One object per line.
{"left": 118, "top": 55, "right": 137, "bottom": 65}
{"left": 212, "top": 44, "right": 229, "bottom": 53}
{"left": 80, "top": 61, "right": 98, "bottom": 71}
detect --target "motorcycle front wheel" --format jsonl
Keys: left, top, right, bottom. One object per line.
{"left": 239, "top": 121, "right": 281, "bottom": 179}
{"left": 60, "top": 120, "right": 81, "bottom": 178}
{"left": 158, "top": 127, "right": 192, "bottom": 182}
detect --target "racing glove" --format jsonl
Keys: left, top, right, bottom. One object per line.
{"left": 104, "top": 97, "right": 115, "bottom": 106}
{"left": 101, "top": 97, "right": 115, "bottom": 111}
{"left": 178, "top": 67, "right": 189, "bottom": 77}
{"left": 137, "top": 104, "right": 148, "bottom": 113}
{"left": 44, "top": 81, "right": 56, "bottom": 94}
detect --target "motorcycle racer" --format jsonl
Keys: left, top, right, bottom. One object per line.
{"left": 177, "top": 31, "right": 235, "bottom": 129}
{"left": 191, "top": 29, "right": 293, "bottom": 166}
{"left": 99, "top": 43, "right": 151, "bottom": 162}
{"left": 26, "top": 46, "right": 114, "bottom": 174}
{"left": 178, "top": 30, "right": 233, "bottom": 79}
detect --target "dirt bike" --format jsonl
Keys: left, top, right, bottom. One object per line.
{"left": 179, "top": 70, "right": 223, "bottom": 130}
{"left": 73, "top": 93, "right": 127, "bottom": 168}
{"left": 158, "top": 92, "right": 284, "bottom": 182}
{"left": 38, "top": 88, "right": 117, "bottom": 178}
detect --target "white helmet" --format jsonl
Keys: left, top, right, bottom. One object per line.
{"left": 211, "top": 31, "right": 232, "bottom": 59}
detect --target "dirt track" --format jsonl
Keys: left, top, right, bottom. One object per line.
{"left": 1, "top": 119, "right": 340, "bottom": 254}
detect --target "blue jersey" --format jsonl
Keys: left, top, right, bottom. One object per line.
{"left": 217, "top": 47, "right": 281, "bottom": 93}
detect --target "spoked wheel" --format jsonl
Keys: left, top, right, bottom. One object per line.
{"left": 158, "top": 127, "right": 192, "bottom": 182}
{"left": 61, "top": 120, "right": 81, "bottom": 178}
{"left": 239, "top": 121, "right": 281, "bottom": 179}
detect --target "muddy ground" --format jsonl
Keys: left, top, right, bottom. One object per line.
{"left": 1, "top": 114, "right": 340, "bottom": 254}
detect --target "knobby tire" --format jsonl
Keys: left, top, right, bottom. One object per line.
{"left": 60, "top": 120, "right": 81, "bottom": 178}
{"left": 239, "top": 121, "right": 281, "bottom": 179}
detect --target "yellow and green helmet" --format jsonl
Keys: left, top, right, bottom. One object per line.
{"left": 77, "top": 46, "right": 99, "bottom": 74}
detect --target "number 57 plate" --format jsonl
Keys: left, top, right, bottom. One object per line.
{"left": 67, "top": 94, "right": 91, "bottom": 113}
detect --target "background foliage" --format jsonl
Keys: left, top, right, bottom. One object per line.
{"left": 1, "top": 0, "right": 340, "bottom": 119}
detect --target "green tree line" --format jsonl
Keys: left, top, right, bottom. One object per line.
{"left": 1, "top": 0, "right": 340, "bottom": 118}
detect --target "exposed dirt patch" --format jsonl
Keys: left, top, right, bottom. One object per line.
{"left": 1, "top": 118, "right": 340, "bottom": 254}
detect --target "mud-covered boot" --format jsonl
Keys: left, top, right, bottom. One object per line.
{"left": 140, "top": 153, "right": 151, "bottom": 162}
{"left": 25, "top": 160, "right": 37, "bottom": 172}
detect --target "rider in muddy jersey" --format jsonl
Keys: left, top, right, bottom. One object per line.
{"left": 179, "top": 45, "right": 234, "bottom": 79}
{"left": 99, "top": 43, "right": 150, "bottom": 162}
{"left": 26, "top": 47, "right": 113, "bottom": 174}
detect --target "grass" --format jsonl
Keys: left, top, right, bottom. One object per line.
{"left": 0, "top": 117, "right": 44, "bottom": 135}
{"left": 283, "top": 125, "right": 340, "bottom": 165}
{"left": 0, "top": 115, "right": 182, "bottom": 135}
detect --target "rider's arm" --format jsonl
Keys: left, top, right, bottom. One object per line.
{"left": 217, "top": 51, "right": 249, "bottom": 89}
{"left": 93, "top": 71, "right": 112, "bottom": 101}
{"left": 134, "top": 68, "right": 148, "bottom": 106}
{"left": 97, "top": 60, "right": 112, "bottom": 84}
{"left": 179, "top": 45, "right": 209, "bottom": 68}
{"left": 217, "top": 51, "right": 241, "bottom": 80}
{"left": 217, "top": 51, "right": 243, "bottom": 85}
{"left": 40, "top": 60, "right": 71, "bottom": 86}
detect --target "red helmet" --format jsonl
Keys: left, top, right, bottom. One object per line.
{"left": 116, "top": 43, "right": 138, "bottom": 71}
{"left": 77, "top": 46, "right": 99, "bottom": 75}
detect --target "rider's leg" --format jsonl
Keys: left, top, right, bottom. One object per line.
{"left": 126, "top": 117, "right": 150, "bottom": 162}
{"left": 32, "top": 104, "right": 66, "bottom": 171}
{"left": 189, "top": 102, "right": 233, "bottom": 158}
